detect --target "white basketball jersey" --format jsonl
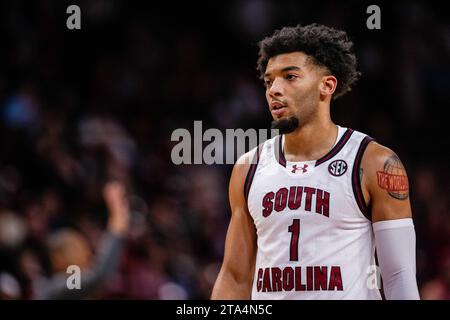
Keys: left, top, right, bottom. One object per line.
{"left": 245, "top": 125, "right": 382, "bottom": 300}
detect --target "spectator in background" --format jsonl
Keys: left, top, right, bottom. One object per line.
{"left": 32, "top": 181, "right": 129, "bottom": 299}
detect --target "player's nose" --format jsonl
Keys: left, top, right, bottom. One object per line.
{"left": 268, "top": 77, "right": 284, "bottom": 97}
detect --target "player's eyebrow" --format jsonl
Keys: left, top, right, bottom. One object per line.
{"left": 264, "top": 66, "right": 302, "bottom": 78}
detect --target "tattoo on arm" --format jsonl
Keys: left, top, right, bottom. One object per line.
{"left": 376, "top": 154, "right": 409, "bottom": 200}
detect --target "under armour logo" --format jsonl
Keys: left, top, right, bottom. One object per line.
{"left": 292, "top": 164, "right": 308, "bottom": 173}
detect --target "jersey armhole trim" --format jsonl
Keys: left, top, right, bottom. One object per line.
{"left": 244, "top": 143, "right": 264, "bottom": 203}
{"left": 352, "top": 136, "right": 375, "bottom": 221}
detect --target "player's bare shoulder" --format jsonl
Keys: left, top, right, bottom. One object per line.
{"left": 361, "top": 141, "right": 410, "bottom": 201}
{"left": 233, "top": 148, "right": 258, "bottom": 179}
{"left": 229, "top": 147, "right": 260, "bottom": 205}
{"left": 236, "top": 147, "right": 259, "bottom": 166}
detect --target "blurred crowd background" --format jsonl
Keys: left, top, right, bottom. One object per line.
{"left": 0, "top": 0, "right": 449, "bottom": 299}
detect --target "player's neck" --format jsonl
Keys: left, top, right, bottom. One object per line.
{"left": 283, "top": 118, "right": 338, "bottom": 162}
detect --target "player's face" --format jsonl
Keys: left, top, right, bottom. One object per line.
{"left": 264, "top": 52, "right": 325, "bottom": 125}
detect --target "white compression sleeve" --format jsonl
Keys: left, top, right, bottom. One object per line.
{"left": 373, "top": 218, "right": 420, "bottom": 300}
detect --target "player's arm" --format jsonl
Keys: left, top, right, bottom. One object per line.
{"left": 211, "top": 151, "right": 258, "bottom": 299}
{"left": 361, "top": 142, "right": 420, "bottom": 299}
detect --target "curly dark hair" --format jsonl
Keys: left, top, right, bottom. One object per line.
{"left": 257, "top": 23, "right": 361, "bottom": 99}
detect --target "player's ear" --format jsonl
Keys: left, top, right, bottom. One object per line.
{"left": 319, "top": 75, "right": 337, "bottom": 98}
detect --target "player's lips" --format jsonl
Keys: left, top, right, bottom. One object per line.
{"left": 270, "top": 101, "right": 287, "bottom": 116}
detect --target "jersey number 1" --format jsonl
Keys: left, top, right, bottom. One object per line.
{"left": 288, "top": 219, "right": 300, "bottom": 261}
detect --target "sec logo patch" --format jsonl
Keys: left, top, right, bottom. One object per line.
{"left": 328, "top": 160, "right": 348, "bottom": 176}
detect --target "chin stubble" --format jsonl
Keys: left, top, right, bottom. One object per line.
{"left": 271, "top": 116, "right": 300, "bottom": 134}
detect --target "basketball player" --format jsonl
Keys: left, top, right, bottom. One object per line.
{"left": 211, "top": 24, "right": 420, "bottom": 299}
